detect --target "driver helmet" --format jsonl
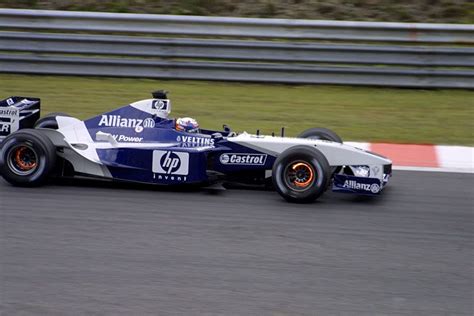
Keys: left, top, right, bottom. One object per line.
{"left": 176, "top": 117, "right": 199, "bottom": 133}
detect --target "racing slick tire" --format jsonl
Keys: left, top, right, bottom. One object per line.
{"left": 272, "top": 146, "right": 331, "bottom": 203}
{"left": 0, "top": 129, "right": 56, "bottom": 187}
{"left": 298, "top": 127, "right": 343, "bottom": 143}
{"left": 34, "top": 112, "right": 71, "bottom": 129}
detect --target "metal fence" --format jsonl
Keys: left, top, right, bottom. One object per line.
{"left": 0, "top": 9, "right": 473, "bottom": 88}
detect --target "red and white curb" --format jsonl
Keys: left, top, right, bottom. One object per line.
{"left": 345, "top": 142, "right": 474, "bottom": 174}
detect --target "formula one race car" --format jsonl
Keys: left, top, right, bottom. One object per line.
{"left": 0, "top": 92, "right": 392, "bottom": 203}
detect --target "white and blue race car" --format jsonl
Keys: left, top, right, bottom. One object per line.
{"left": 0, "top": 91, "right": 391, "bottom": 203}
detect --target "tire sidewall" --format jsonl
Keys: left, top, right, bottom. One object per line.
{"left": 0, "top": 131, "right": 55, "bottom": 186}
{"left": 272, "top": 146, "right": 330, "bottom": 203}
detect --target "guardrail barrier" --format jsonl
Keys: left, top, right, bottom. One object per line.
{"left": 0, "top": 9, "right": 473, "bottom": 88}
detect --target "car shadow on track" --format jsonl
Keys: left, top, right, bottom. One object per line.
{"left": 44, "top": 176, "right": 387, "bottom": 207}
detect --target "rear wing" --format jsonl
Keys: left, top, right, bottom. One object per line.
{"left": 0, "top": 96, "right": 40, "bottom": 141}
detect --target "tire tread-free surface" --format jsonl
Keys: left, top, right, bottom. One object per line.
{"left": 0, "top": 171, "right": 472, "bottom": 315}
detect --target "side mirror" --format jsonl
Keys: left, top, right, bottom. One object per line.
{"left": 211, "top": 132, "right": 223, "bottom": 141}
{"left": 222, "top": 124, "right": 231, "bottom": 133}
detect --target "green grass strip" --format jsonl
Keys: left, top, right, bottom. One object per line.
{"left": 1, "top": 74, "right": 472, "bottom": 145}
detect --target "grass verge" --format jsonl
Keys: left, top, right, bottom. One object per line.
{"left": 1, "top": 74, "right": 472, "bottom": 145}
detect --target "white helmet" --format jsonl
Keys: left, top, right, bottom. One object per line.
{"left": 176, "top": 117, "right": 199, "bottom": 133}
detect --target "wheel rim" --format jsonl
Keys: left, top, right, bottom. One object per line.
{"left": 7, "top": 144, "right": 39, "bottom": 176}
{"left": 284, "top": 161, "right": 316, "bottom": 192}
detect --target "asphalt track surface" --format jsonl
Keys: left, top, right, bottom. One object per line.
{"left": 0, "top": 171, "right": 473, "bottom": 315}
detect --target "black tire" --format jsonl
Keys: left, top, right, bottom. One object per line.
{"left": 0, "top": 129, "right": 56, "bottom": 187}
{"left": 272, "top": 146, "right": 331, "bottom": 203}
{"left": 34, "top": 112, "right": 71, "bottom": 129}
{"left": 298, "top": 127, "right": 343, "bottom": 143}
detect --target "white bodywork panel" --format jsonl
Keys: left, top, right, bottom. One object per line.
{"left": 130, "top": 99, "right": 171, "bottom": 119}
{"left": 229, "top": 132, "right": 391, "bottom": 166}
{"left": 57, "top": 116, "right": 101, "bottom": 163}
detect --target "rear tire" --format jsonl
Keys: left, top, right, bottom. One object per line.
{"left": 34, "top": 112, "right": 70, "bottom": 129}
{"left": 0, "top": 129, "right": 56, "bottom": 187}
{"left": 298, "top": 127, "right": 342, "bottom": 143}
{"left": 272, "top": 146, "right": 331, "bottom": 203}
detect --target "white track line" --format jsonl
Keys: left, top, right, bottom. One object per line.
{"left": 436, "top": 146, "right": 474, "bottom": 171}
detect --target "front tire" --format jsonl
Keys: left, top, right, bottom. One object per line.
{"left": 272, "top": 146, "right": 331, "bottom": 203}
{"left": 0, "top": 129, "right": 56, "bottom": 187}
{"left": 298, "top": 127, "right": 343, "bottom": 143}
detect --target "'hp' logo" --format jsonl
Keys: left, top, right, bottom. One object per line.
{"left": 152, "top": 100, "right": 168, "bottom": 110}
{"left": 152, "top": 150, "right": 189, "bottom": 175}
{"left": 161, "top": 151, "right": 181, "bottom": 174}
